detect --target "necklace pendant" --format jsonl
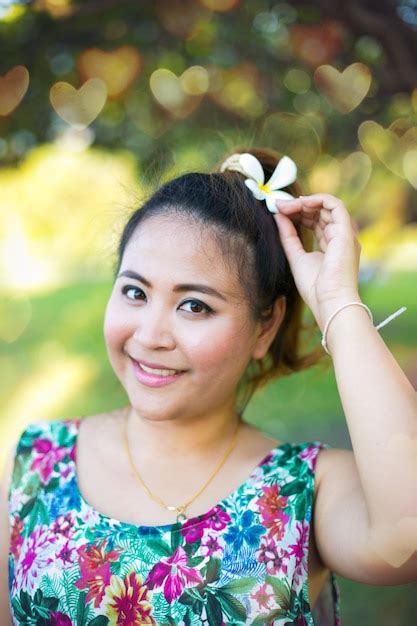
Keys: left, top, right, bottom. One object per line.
{"left": 174, "top": 505, "right": 187, "bottom": 522}
{"left": 166, "top": 505, "right": 187, "bottom": 521}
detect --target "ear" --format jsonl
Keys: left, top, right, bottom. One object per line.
{"left": 251, "top": 296, "right": 287, "bottom": 361}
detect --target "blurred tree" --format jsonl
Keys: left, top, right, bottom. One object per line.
{"left": 0, "top": 0, "right": 416, "bottom": 186}
{"left": 1, "top": 0, "right": 416, "bottom": 278}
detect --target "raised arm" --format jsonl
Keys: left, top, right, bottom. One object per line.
{"left": 275, "top": 193, "right": 417, "bottom": 582}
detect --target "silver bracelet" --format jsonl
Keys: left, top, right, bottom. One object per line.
{"left": 321, "top": 301, "right": 407, "bottom": 356}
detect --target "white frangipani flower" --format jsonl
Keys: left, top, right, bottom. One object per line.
{"left": 231, "top": 153, "right": 297, "bottom": 214}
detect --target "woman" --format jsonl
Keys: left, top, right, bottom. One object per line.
{"left": 1, "top": 147, "right": 416, "bottom": 625}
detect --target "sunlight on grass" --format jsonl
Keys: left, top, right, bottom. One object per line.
{"left": 0, "top": 345, "right": 97, "bottom": 473}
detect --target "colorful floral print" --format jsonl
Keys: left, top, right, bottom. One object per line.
{"left": 103, "top": 572, "right": 156, "bottom": 625}
{"left": 75, "top": 538, "right": 121, "bottom": 607}
{"left": 146, "top": 546, "right": 204, "bottom": 603}
{"left": 8, "top": 418, "right": 341, "bottom": 625}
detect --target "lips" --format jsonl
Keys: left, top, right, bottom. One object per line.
{"left": 130, "top": 357, "right": 186, "bottom": 373}
{"left": 130, "top": 357, "right": 187, "bottom": 387}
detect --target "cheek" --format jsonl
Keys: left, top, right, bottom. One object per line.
{"left": 103, "top": 300, "right": 128, "bottom": 351}
{"left": 186, "top": 320, "right": 252, "bottom": 371}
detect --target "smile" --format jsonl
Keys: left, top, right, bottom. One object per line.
{"left": 130, "top": 358, "right": 187, "bottom": 388}
{"left": 140, "top": 362, "right": 180, "bottom": 376}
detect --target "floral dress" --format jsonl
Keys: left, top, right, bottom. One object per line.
{"left": 8, "top": 418, "right": 341, "bottom": 626}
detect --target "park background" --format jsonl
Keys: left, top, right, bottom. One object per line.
{"left": 1, "top": 0, "right": 417, "bottom": 623}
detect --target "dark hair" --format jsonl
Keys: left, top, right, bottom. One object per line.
{"left": 113, "top": 146, "right": 326, "bottom": 414}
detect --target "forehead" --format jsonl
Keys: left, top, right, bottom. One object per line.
{"left": 121, "top": 215, "right": 241, "bottom": 290}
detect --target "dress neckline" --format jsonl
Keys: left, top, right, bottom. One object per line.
{"left": 69, "top": 416, "right": 297, "bottom": 535}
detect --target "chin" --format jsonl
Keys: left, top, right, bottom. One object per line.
{"left": 126, "top": 398, "right": 183, "bottom": 423}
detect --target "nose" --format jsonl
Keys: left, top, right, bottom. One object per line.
{"left": 132, "top": 304, "right": 176, "bottom": 350}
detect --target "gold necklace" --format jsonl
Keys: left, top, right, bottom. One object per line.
{"left": 124, "top": 411, "right": 242, "bottom": 522}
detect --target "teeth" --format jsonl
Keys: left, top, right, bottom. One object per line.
{"left": 140, "top": 362, "right": 179, "bottom": 376}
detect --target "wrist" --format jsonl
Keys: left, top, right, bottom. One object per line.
{"left": 317, "top": 291, "right": 362, "bottom": 333}
{"left": 320, "top": 299, "right": 373, "bottom": 356}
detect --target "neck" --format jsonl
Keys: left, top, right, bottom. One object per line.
{"left": 122, "top": 404, "right": 243, "bottom": 462}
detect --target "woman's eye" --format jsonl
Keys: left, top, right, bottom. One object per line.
{"left": 121, "top": 286, "right": 212, "bottom": 315}
{"left": 181, "top": 299, "right": 212, "bottom": 315}
{"left": 122, "top": 285, "right": 145, "bottom": 300}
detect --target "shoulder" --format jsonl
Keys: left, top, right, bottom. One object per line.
{"left": 80, "top": 407, "right": 126, "bottom": 432}
{"left": 1, "top": 410, "right": 124, "bottom": 507}
{"left": 77, "top": 407, "right": 127, "bottom": 447}
{"left": 240, "top": 422, "right": 283, "bottom": 448}
{"left": 13, "top": 418, "right": 78, "bottom": 457}
{"left": 74, "top": 408, "right": 129, "bottom": 473}
{"left": 1, "top": 419, "right": 53, "bottom": 488}
{"left": 17, "top": 410, "right": 124, "bottom": 450}
{"left": 2, "top": 419, "right": 73, "bottom": 496}
{"left": 314, "top": 445, "right": 353, "bottom": 491}
{"left": 240, "top": 424, "right": 329, "bottom": 488}
{"left": 282, "top": 441, "right": 331, "bottom": 499}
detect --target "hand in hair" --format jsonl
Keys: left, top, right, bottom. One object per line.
{"left": 274, "top": 193, "right": 361, "bottom": 331}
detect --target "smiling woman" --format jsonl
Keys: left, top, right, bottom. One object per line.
{"left": 0, "top": 146, "right": 341, "bottom": 626}
{"left": 111, "top": 148, "right": 322, "bottom": 410}
{"left": 4, "top": 145, "right": 416, "bottom": 626}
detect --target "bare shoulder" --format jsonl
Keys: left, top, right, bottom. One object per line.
{"left": 77, "top": 407, "right": 128, "bottom": 458}
{"left": 81, "top": 407, "right": 124, "bottom": 421}
{"left": 314, "top": 445, "right": 353, "bottom": 488}
{"left": 241, "top": 422, "right": 284, "bottom": 445}
{"left": 238, "top": 422, "right": 284, "bottom": 461}
{"left": 80, "top": 407, "right": 127, "bottom": 433}
{"left": 314, "top": 446, "right": 359, "bottom": 510}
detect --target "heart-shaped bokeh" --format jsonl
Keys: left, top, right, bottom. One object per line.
{"left": 368, "top": 432, "right": 417, "bottom": 567}
{"left": 314, "top": 63, "right": 372, "bottom": 114}
{"left": 150, "top": 67, "right": 208, "bottom": 118}
{"left": 308, "top": 151, "right": 372, "bottom": 196}
{"left": 50, "top": 78, "right": 107, "bottom": 128}
{"left": 369, "top": 518, "right": 417, "bottom": 568}
{"left": 78, "top": 46, "right": 142, "bottom": 98}
{"left": 358, "top": 120, "right": 417, "bottom": 177}
{"left": 337, "top": 151, "right": 372, "bottom": 196}
{"left": 382, "top": 432, "right": 417, "bottom": 501}
{"left": 0, "top": 65, "right": 30, "bottom": 116}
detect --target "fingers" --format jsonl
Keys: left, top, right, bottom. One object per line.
{"left": 276, "top": 193, "right": 353, "bottom": 231}
{"left": 275, "top": 212, "right": 306, "bottom": 265}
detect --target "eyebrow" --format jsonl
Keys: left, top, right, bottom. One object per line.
{"left": 117, "top": 270, "right": 227, "bottom": 301}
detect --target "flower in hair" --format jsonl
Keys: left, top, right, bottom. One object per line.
{"left": 220, "top": 153, "right": 297, "bottom": 214}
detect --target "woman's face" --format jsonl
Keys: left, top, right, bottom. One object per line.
{"left": 104, "top": 215, "right": 277, "bottom": 424}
